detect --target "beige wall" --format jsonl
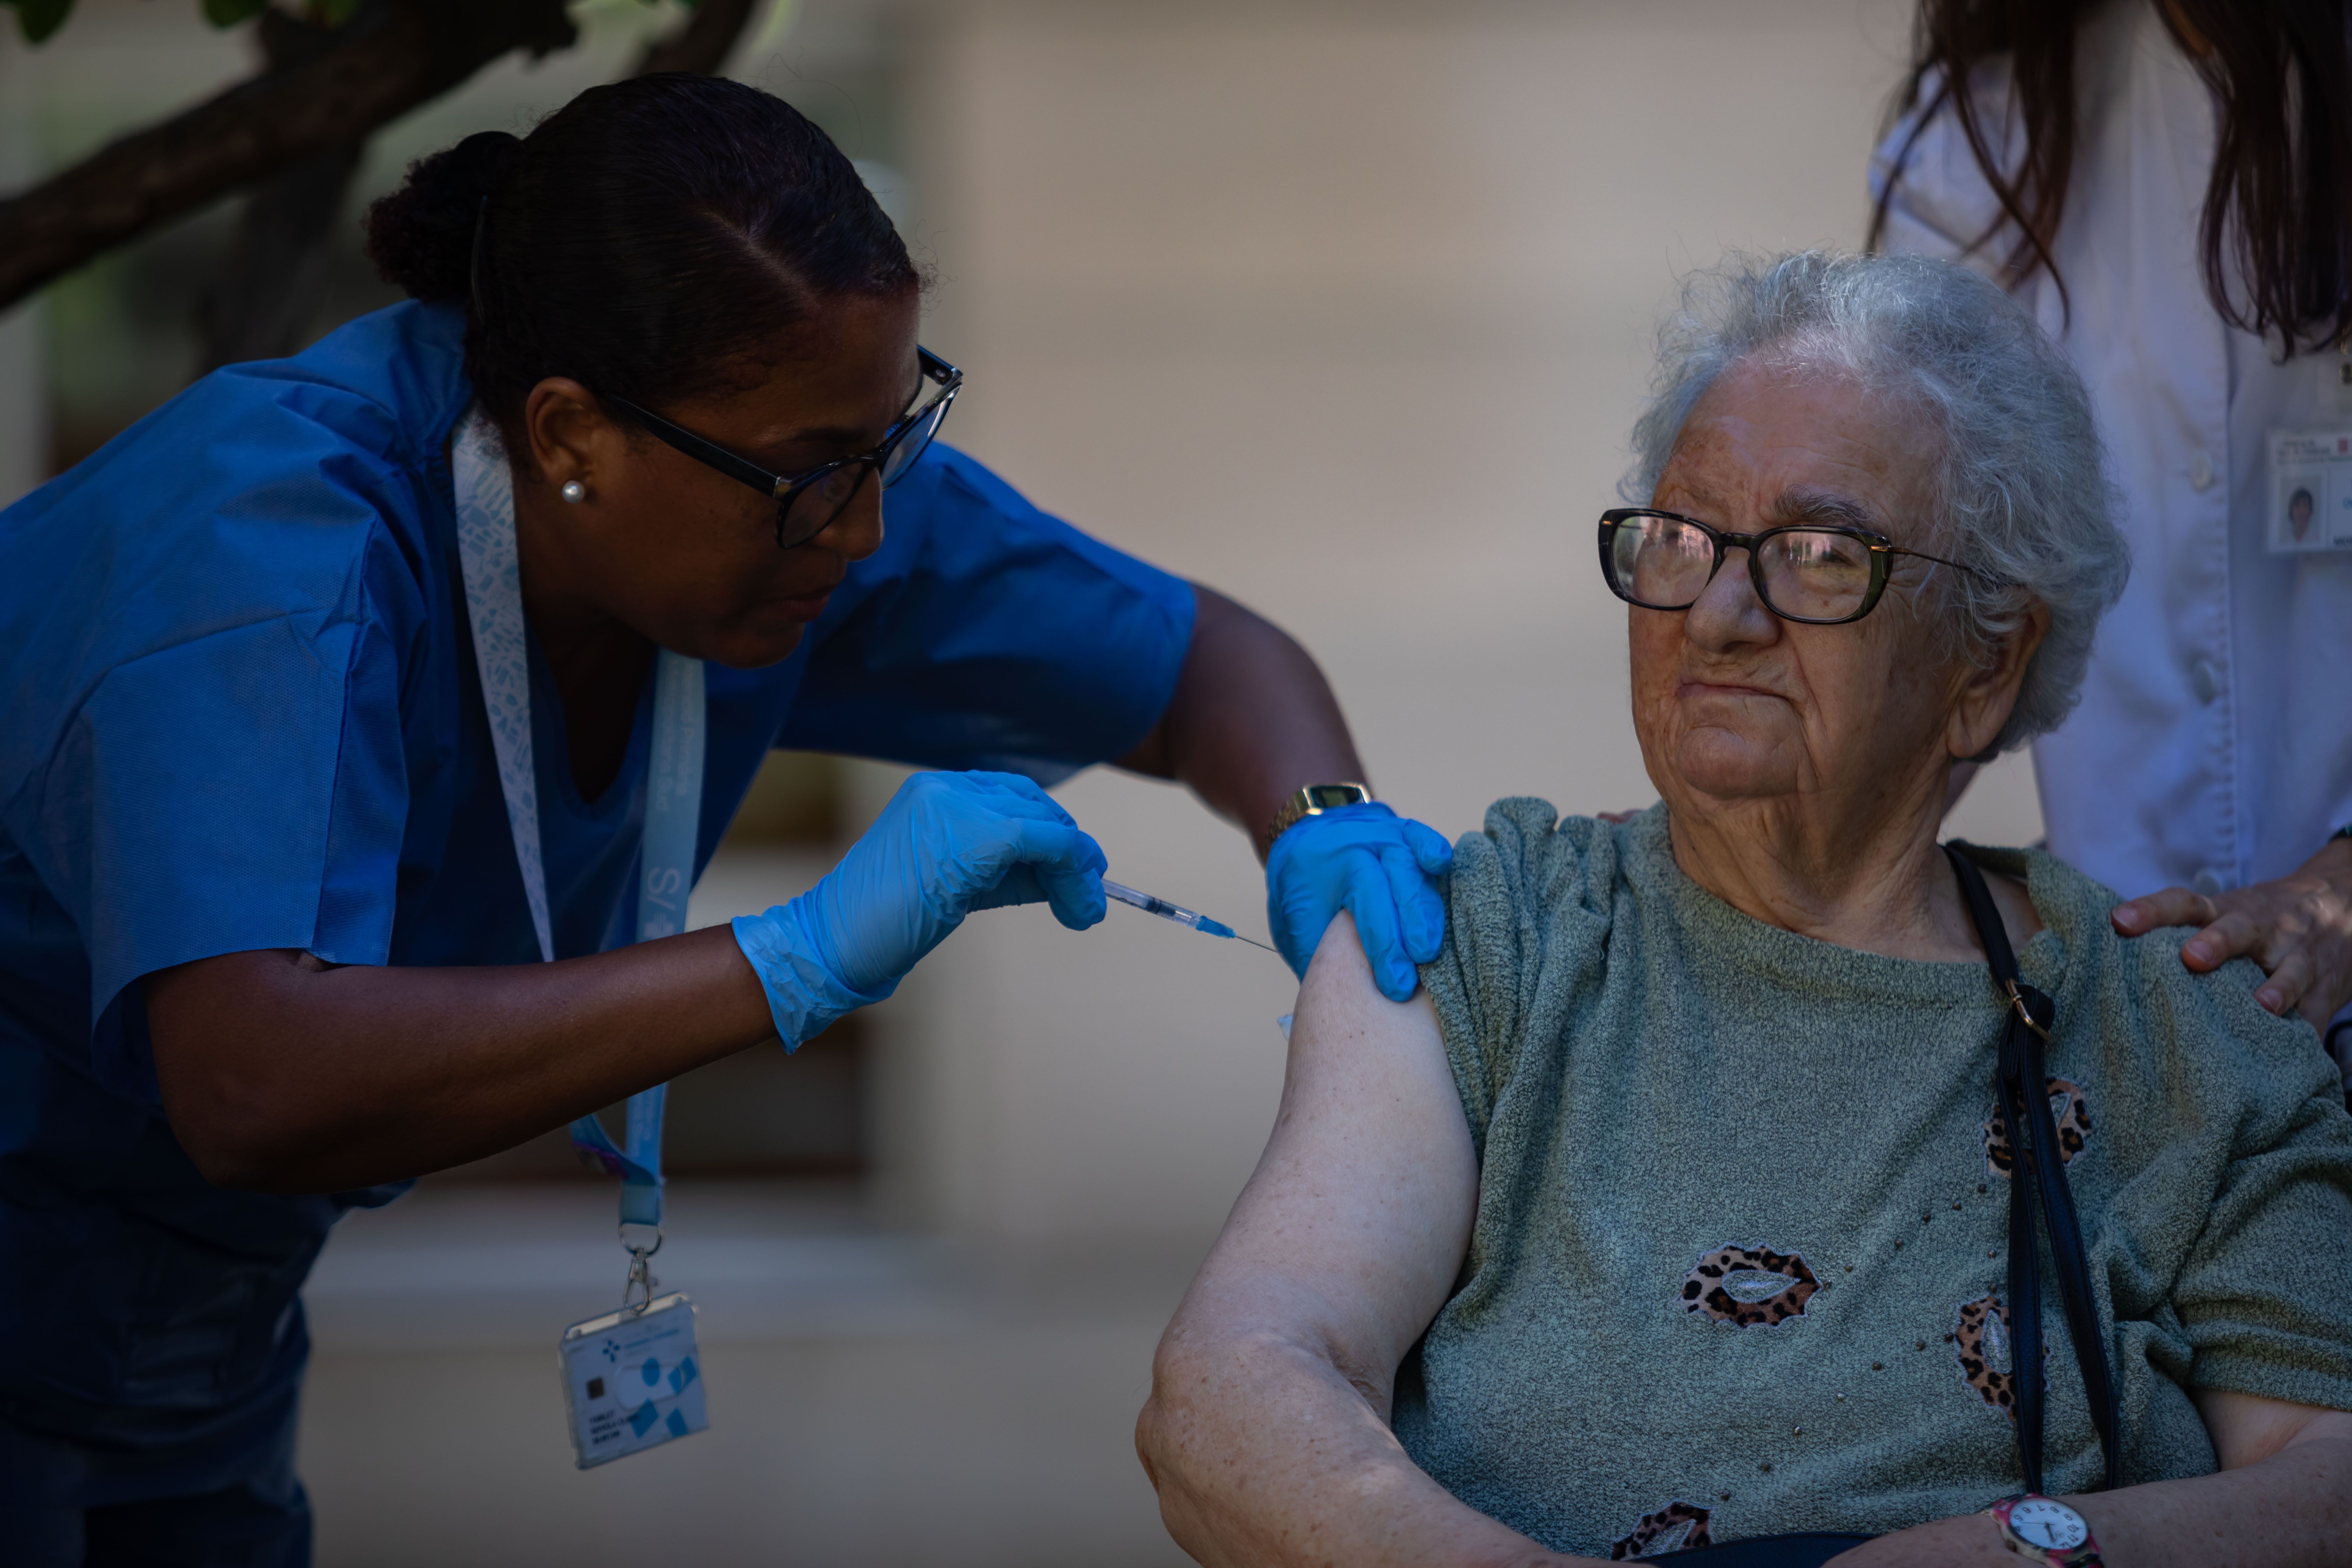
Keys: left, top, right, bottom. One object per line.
{"left": 868, "top": 0, "right": 2039, "bottom": 1246}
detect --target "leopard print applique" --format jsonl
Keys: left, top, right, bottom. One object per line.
{"left": 1952, "top": 1293, "right": 2040, "bottom": 1422}
{"left": 1611, "top": 1500, "right": 1714, "bottom": 1559}
{"left": 1680, "top": 1244, "right": 1818, "bottom": 1327}
{"left": 1983, "top": 1077, "right": 2090, "bottom": 1178}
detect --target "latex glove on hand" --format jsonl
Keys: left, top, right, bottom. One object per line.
{"left": 732, "top": 770, "right": 1107, "bottom": 1047}
{"left": 1266, "top": 802, "right": 1453, "bottom": 1002}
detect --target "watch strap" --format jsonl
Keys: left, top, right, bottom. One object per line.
{"left": 1267, "top": 782, "right": 1373, "bottom": 844}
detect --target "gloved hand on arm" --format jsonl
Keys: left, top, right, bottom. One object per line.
{"left": 732, "top": 770, "right": 1107, "bottom": 1047}
{"left": 1266, "top": 802, "right": 1453, "bottom": 1003}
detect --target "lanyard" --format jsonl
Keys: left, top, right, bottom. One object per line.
{"left": 452, "top": 409, "right": 705, "bottom": 1244}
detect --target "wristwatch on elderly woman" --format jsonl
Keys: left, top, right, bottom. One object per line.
{"left": 1989, "top": 1494, "right": 2103, "bottom": 1566}
{"left": 1267, "top": 782, "right": 1374, "bottom": 844}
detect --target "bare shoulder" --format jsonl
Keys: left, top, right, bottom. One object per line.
{"left": 1288, "top": 913, "right": 1452, "bottom": 1116}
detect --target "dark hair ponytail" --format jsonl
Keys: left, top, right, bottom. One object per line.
{"left": 364, "top": 75, "right": 918, "bottom": 430}
{"left": 365, "top": 130, "right": 521, "bottom": 304}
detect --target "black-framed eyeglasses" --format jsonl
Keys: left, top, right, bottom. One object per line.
{"left": 604, "top": 348, "right": 963, "bottom": 550}
{"left": 1597, "top": 507, "right": 2000, "bottom": 626}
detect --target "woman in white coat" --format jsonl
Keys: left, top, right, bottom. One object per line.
{"left": 1872, "top": 0, "right": 2352, "bottom": 1046}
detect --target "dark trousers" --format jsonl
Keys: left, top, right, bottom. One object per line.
{"left": 0, "top": 1417, "right": 311, "bottom": 1568}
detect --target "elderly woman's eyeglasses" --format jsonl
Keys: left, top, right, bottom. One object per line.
{"left": 1597, "top": 508, "right": 1994, "bottom": 626}
{"left": 604, "top": 348, "right": 963, "bottom": 550}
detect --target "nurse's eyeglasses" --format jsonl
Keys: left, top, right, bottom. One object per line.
{"left": 1598, "top": 507, "right": 2002, "bottom": 625}
{"left": 603, "top": 348, "right": 962, "bottom": 550}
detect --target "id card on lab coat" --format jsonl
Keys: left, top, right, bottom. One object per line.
{"left": 2266, "top": 427, "right": 2352, "bottom": 554}
{"left": 558, "top": 1293, "right": 709, "bottom": 1469}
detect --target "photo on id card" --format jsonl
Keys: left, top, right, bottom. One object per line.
{"left": 558, "top": 1292, "right": 709, "bottom": 1468}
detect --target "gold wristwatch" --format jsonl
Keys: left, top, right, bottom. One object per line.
{"left": 1268, "top": 783, "right": 1374, "bottom": 844}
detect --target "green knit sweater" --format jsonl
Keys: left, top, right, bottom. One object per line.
{"left": 1396, "top": 800, "right": 2352, "bottom": 1560}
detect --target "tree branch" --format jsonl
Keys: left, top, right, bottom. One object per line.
{"left": 632, "top": 0, "right": 758, "bottom": 79}
{"left": 0, "top": 0, "right": 576, "bottom": 312}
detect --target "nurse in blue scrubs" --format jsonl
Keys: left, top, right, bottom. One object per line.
{"left": 0, "top": 75, "right": 1450, "bottom": 1563}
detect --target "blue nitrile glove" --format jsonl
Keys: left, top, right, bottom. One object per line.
{"left": 1265, "top": 802, "right": 1454, "bottom": 1001}
{"left": 732, "top": 770, "right": 1107, "bottom": 1048}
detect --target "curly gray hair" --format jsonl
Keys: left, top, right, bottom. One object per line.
{"left": 1622, "top": 250, "right": 2128, "bottom": 755}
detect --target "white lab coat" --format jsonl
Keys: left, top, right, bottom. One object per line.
{"left": 1872, "top": 0, "right": 2352, "bottom": 904}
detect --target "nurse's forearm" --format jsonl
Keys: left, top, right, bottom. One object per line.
{"left": 1118, "top": 584, "right": 1366, "bottom": 859}
{"left": 144, "top": 930, "right": 776, "bottom": 1193}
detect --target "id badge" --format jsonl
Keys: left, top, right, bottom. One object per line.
{"left": 558, "top": 1292, "right": 709, "bottom": 1468}
{"left": 2266, "top": 427, "right": 2352, "bottom": 554}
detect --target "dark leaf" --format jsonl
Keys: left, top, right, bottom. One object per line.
{"left": 9, "top": 0, "right": 76, "bottom": 45}
{"left": 201, "top": 0, "right": 266, "bottom": 28}
{"left": 313, "top": 0, "right": 357, "bottom": 24}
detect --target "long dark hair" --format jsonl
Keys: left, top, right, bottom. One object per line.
{"left": 1869, "top": 0, "right": 2352, "bottom": 357}
{"left": 364, "top": 74, "right": 919, "bottom": 433}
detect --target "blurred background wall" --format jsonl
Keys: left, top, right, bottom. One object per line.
{"left": 0, "top": 0, "right": 2048, "bottom": 1561}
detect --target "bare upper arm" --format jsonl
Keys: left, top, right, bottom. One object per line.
{"left": 143, "top": 948, "right": 334, "bottom": 1186}
{"left": 1167, "top": 911, "right": 1478, "bottom": 1405}
{"left": 2193, "top": 1387, "right": 2352, "bottom": 1471}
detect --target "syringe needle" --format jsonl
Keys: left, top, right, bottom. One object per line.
{"left": 1102, "top": 880, "right": 1281, "bottom": 957}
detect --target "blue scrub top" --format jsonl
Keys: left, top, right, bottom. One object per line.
{"left": 0, "top": 302, "right": 1194, "bottom": 1492}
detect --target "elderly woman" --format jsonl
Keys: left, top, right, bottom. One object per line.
{"left": 1135, "top": 253, "right": 2352, "bottom": 1567}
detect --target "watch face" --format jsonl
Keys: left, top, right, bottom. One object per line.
{"left": 2009, "top": 1498, "right": 2089, "bottom": 1550}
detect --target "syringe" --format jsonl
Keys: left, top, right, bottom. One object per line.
{"left": 1103, "top": 880, "right": 1281, "bottom": 955}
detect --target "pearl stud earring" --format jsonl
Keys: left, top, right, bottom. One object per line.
{"left": 561, "top": 480, "right": 587, "bottom": 503}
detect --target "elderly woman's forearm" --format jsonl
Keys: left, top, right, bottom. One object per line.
{"left": 1835, "top": 1416, "right": 2352, "bottom": 1567}
{"left": 1139, "top": 1327, "right": 1589, "bottom": 1568}
{"left": 2078, "top": 1419, "right": 2352, "bottom": 1568}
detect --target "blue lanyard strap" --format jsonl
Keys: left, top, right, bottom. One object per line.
{"left": 453, "top": 409, "right": 703, "bottom": 1232}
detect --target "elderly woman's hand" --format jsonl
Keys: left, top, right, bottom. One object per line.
{"left": 2112, "top": 835, "right": 2352, "bottom": 1028}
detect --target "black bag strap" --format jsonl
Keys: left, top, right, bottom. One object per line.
{"left": 1944, "top": 845, "right": 2123, "bottom": 1494}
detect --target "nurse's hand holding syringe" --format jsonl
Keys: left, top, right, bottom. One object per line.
{"left": 733, "top": 770, "right": 1110, "bottom": 1042}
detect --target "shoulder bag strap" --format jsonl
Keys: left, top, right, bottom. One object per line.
{"left": 1943, "top": 845, "right": 2123, "bottom": 1494}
